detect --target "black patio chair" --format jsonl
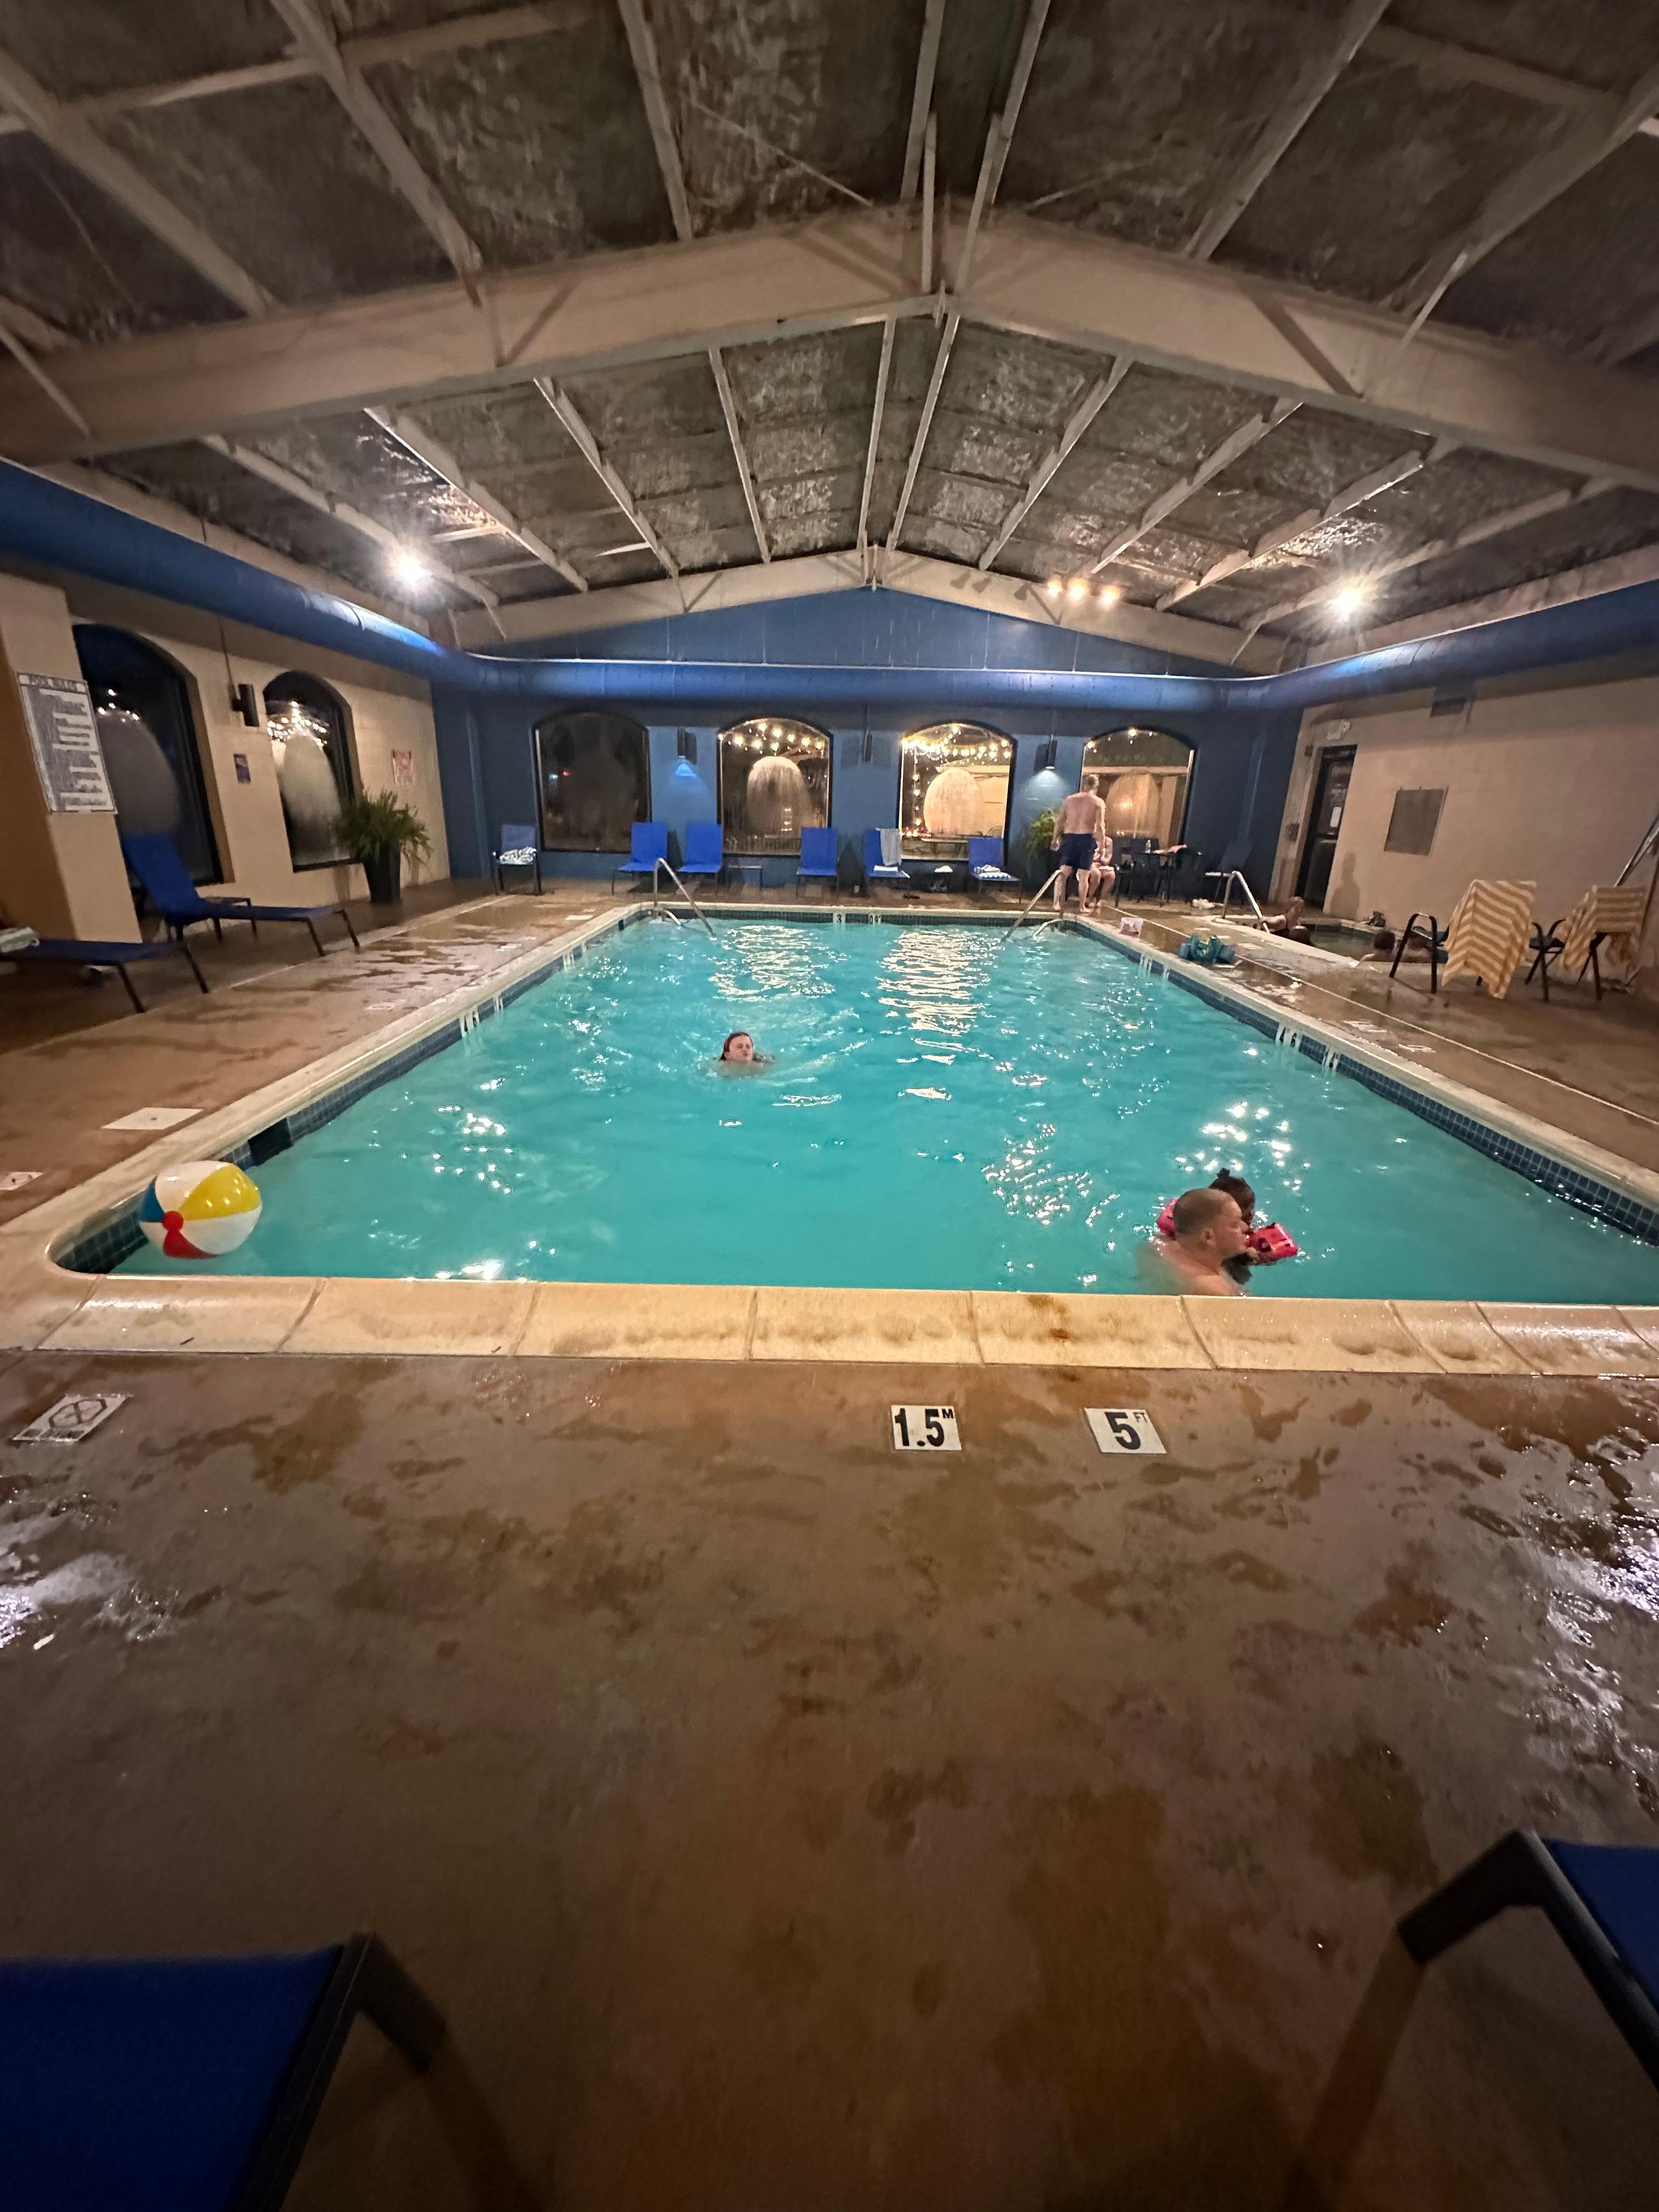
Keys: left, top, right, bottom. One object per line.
{"left": 1390, "top": 912, "right": 1447, "bottom": 994}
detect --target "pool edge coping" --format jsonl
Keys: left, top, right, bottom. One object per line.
{"left": 3, "top": 899, "right": 1658, "bottom": 1378}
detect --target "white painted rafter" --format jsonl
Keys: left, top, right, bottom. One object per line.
{"left": 201, "top": 434, "right": 500, "bottom": 608}
{"left": 365, "top": 404, "right": 587, "bottom": 590}
{"left": 264, "top": 0, "right": 485, "bottom": 292}
{"left": 0, "top": 45, "right": 271, "bottom": 315}
{"left": 885, "top": 309, "right": 960, "bottom": 557}
{"left": 533, "top": 376, "right": 679, "bottom": 578}
{"left": 856, "top": 317, "right": 897, "bottom": 574}
{"left": 899, "top": 0, "right": 946, "bottom": 202}
{"left": 1086, "top": 398, "right": 1301, "bottom": 577}
{"left": 1365, "top": 24, "right": 1659, "bottom": 140}
{"left": 977, "top": 357, "right": 1131, "bottom": 570}
{"left": 1155, "top": 442, "right": 1435, "bottom": 611}
{"left": 0, "top": 5, "right": 604, "bottom": 139}
{"left": 616, "top": 0, "right": 693, "bottom": 242}
{"left": 1393, "top": 57, "right": 1659, "bottom": 323}
{"left": 1249, "top": 475, "right": 1616, "bottom": 634}
{"left": 708, "top": 346, "right": 770, "bottom": 563}
{"left": 11, "top": 213, "right": 1659, "bottom": 500}
{"left": 1185, "top": 0, "right": 1388, "bottom": 261}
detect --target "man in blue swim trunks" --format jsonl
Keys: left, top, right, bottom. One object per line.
{"left": 1049, "top": 782, "right": 1109, "bottom": 911}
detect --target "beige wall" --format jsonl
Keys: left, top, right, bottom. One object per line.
{"left": 0, "top": 573, "right": 141, "bottom": 941}
{"left": 56, "top": 577, "right": 449, "bottom": 906}
{"left": 1270, "top": 674, "right": 1659, "bottom": 990}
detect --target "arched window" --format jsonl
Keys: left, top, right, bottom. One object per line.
{"left": 900, "top": 724, "right": 1013, "bottom": 855}
{"left": 74, "top": 624, "right": 221, "bottom": 884}
{"left": 264, "top": 672, "right": 355, "bottom": 869}
{"left": 1081, "top": 727, "right": 1193, "bottom": 847}
{"left": 535, "top": 710, "right": 650, "bottom": 851}
{"left": 718, "top": 717, "right": 831, "bottom": 854}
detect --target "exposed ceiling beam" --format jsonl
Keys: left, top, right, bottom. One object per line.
{"left": 1156, "top": 442, "right": 1435, "bottom": 610}
{"left": 953, "top": 0, "right": 1051, "bottom": 290}
{"left": 1364, "top": 23, "right": 1659, "bottom": 140}
{"left": 856, "top": 317, "right": 897, "bottom": 574}
{"left": 0, "top": 323, "right": 89, "bottom": 437}
{"left": 533, "top": 375, "right": 680, "bottom": 578}
{"left": 616, "top": 0, "right": 694, "bottom": 242}
{"left": 200, "top": 433, "right": 499, "bottom": 608}
{"left": 899, "top": 0, "right": 946, "bottom": 202}
{"left": 0, "top": 293, "right": 69, "bottom": 352}
{"left": 1392, "top": 58, "right": 1659, "bottom": 324}
{"left": 11, "top": 211, "right": 1659, "bottom": 498}
{"left": 977, "top": 357, "right": 1131, "bottom": 569}
{"left": 707, "top": 347, "right": 769, "bottom": 563}
{"left": 1185, "top": 0, "right": 1387, "bottom": 261}
{"left": 885, "top": 309, "right": 960, "bottom": 557}
{"left": 0, "top": 5, "right": 603, "bottom": 139}
{"left": 0, "top": 45, "right": 272, "bottom": 315}
{"left": 1585, "top": 296, "right": 1659, "bottom": 369}
{"left": 365, "top": 403, "right": 587, "bottom": 591}
{"left": 265, "top": 0, "right": 485, "bottom": 294}
{"left": 889, "top": 0, "right": 1050, "bottom": 563}
{"left": 1086, "top": 398, "right": 1300, "bottom": 575}
{"left": 1250, "top": 475, "right": 1615, "bottom": 633}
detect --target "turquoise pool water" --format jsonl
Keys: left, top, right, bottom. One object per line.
{"left": 116, "top": 918, "right": 1659, "bottom": 1301}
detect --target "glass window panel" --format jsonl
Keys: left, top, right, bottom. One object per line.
{"left": 1082, "top": 727, "right": 1193, "bottom": 847}
{"left": 74, "top": 624, "right": 222, "bottom": 885}
{"left": 899, "top": 724, "right": 1013, "bottom": 856}
{"left": 264, "top": 672, "right": 354, "bottom": 869}
{"left": 536, "top": 712, "right": 651, "bottom": 851}
{"left": 718, "top": 718, "right": 831, "bottom": 854}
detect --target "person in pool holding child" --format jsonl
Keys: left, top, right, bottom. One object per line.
{"left": 1147, "top": 1172, "right": 1291, "bottom": 1295}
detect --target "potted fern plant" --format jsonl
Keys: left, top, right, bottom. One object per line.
{"left": 334, "top": 791, "right": 431, "bottom": 905}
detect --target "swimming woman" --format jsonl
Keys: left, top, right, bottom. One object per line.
{"left": 716, "top": 1030, "right": 769, "bottom": 1069}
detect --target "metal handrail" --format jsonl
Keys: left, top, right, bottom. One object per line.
{"left": 1217, "top": 871, "right": 1270, "bottom": 927}
{"left": 1003, "top": 866, "right": 1066, "bottom": 940}
{"left": 652, "top": 856, "right": 716, "bottom": 938}
{"left": 1616, "top": 805, "right": 1659, "bottom": 886}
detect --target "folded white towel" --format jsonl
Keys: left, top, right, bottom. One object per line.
{"left": 879, "top": 828, "right": 902, "bottom": 867}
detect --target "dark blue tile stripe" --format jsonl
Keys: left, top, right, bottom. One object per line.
{"left": 57, "top": 905, "right": 1659, "bottom": 1272}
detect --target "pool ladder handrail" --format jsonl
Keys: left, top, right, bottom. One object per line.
{"left": 1217, "top": 871, "right": 1271, "bottom": 928}
{"left": 651, "top": 855, "right": 716, "bottom": 938}
{"left": 1004, "top": 866, "right": 1066, "bottom": 940}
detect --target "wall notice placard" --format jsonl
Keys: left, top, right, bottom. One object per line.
{"left": 16, "top": 672, "right": 114, "bottom": 812}
{"left": 390, "top": 747, "right": 415, "bottom": 786}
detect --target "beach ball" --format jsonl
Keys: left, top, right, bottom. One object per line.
{"left": 138, "top": 1160, "right": 262, "bottom": 1259}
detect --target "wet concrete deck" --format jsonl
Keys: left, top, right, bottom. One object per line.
{"left": 3, "top": 1348, "right": 1658, "bottom": 2209}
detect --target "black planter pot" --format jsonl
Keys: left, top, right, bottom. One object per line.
{"left": 362, "top": 845, "right": 402, "bottom": 905}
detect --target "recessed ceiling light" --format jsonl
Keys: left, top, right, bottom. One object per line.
{"left": 1330, "top": 583, "right": 1369, "bottom": 622}
{"left": 391, "top": 548, "right": 432, "bottom": 591}
{"left": 1045, "top": 577, "right": 1062, "bottom": 595}
{"left": 1097, "top": 584, "right": 1121, "bottom": 606}
{"left": 1065, "top": 578, "right": 1087, "bottom": 599}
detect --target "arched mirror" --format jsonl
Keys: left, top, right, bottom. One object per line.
{"left": 899, "top": 724, "right": 1013, "bottom": 856}
{"left": 74, "top": 624, "right": 221, "bottom": 884}
{"left": 718, "top": 717, "right": 831, "bottom": 854}
{"left": 264, "top": 672, "right": 355, "bottom": 868}
{"left": 535, "top": 710, "right": 651, "bottom": 850}
{"left": 1081, "top": 727, "right": 1193, "bottom": 847}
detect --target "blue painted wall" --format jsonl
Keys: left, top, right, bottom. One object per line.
{"left": 436, "top": 589, "right": 1300, "bottom": 894}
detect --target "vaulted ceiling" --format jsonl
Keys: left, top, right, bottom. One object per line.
{"left": 4, "top": 0, "right": 1659, "bottom": 665}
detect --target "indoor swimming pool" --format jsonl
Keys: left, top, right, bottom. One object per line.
{"left": 111, "top": 917, "right": 1659, "bottom": 1302}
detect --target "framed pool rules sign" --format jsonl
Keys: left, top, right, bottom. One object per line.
{"left": 16, "top": 672, "right": 114, "bottom": 812}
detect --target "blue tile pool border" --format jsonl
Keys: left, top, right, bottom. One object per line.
{"left": 54, "top": 904, "right": 1659, "bottom": 1273}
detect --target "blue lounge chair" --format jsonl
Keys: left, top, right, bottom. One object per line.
{"left": 8, "top": 934, "right": 208, "bottom": 1011}
{"left": 795, "top": 825, "right": 838, "bottom": 896}
{"left": 681, "top": 820, "right": 724, "bottom": 887}
{"left": 1401, "top": 1831, "right": 1659, "bottom": 2089}
{"left": 492, "top": 821, "right": 541, "bottom": 894}
{"left": 862, "top": 829, "right": 910, "bottom": 893}
{"left": 0, "top": 1934, "right": 443, "bottom": 2211}
{"left": 122, "top": 834, "right": 360, "bottom": 957}
{"left": 968, "top": 837, "right": 1017, "bottom": 895}
{"left": 612, "top": 821, "right": 668, "bottom": 893}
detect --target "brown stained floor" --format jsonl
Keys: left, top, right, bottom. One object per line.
{"left": 3, "top": 1348, "right": 1659, "bottom": 2209}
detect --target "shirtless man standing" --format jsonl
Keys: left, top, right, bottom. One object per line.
{"left": 1049, "top": 781, "right": 1110, "bottom": 912}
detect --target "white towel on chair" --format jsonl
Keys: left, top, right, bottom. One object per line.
{"left": 1441, "top": 878, "right": 1536, "bottom": 1000}
{"left": 879, "top": 829, "right": 902, "bottom": 868}
{"left": 1561, "top": 885, "right": 1647, "bottom": 984}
